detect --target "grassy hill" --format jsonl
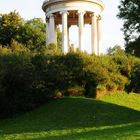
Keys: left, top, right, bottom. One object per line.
{"left": 0, "top": 93, "right": 140, "bottom": 140}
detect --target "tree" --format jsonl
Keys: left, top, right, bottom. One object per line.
{"left": 16, "top": 18, "right": 46, "bottom": 50}
{"left": 118, "top": 0, "right": 140, "bottom": 43}
{"left": 107, "top": 45, "right": 125, "bottom": 55}
{"left": 128, "top": 63, "right": 140, "bottom": 93}
{"left": 17, "top": 18, "right": 62, "bottom": 51}
{"left": 0, "top": 11, "right": 23, "bottom": 46}
{"left": 125, "top": 36, "right": 140, "bottom": 57}
{"left": 118, "top": 0, "right": 140, "bottom": 57}
{"left": 0, "top": 11, "right": 62, "bottom": 52}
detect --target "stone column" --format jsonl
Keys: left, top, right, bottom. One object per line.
{"left": 49, "top": 14, "right": 57, "bottom": 45}
{"left": 78, "top": 10, "right": 85, "bottom": 51}
{"left": 91, "top": 13, "right": 98, "bottom": 55}
{"left": 97, "top": 15, "right": 102, "bottom": 55}
{"left": 46, "top": 17, "right": 49, "bottom": 47}
{"left": 67, "top": 25, "right": 71, "bottom": 51}
{"left": 61, "top": 11, "right": 68, "bottom": 54}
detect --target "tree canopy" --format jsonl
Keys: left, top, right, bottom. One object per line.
{"left": 118, "top": 0, "right": 140, "bottom": 42}
{"left": 0, "top": 11, "right": 62, "bottom": 51}
{"left": 0, "top": 11, "right": 23, "bottom": 46}
{"left": 118, "top": 0, "right": 140, "bottom": 57}
{"left": 107, "top": 45, "right": 125, "bottom": 56}
{"left": 125, "top": 36, "right": 140, "bottom": 57}
{"left": 16, "top": 18, "right": 46, "bottom": 50}
{"left": 0, "top": 11, "right": 46, "bottom": 49}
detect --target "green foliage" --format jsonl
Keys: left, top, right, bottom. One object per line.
{"left": 10, "top": 39, "right": 30, "bottom": 53}
{"left": 54, "top": 90, "right": 63, "bottom": 98}
{"left": 118, "top": 0, "right": 140, "bottom": 56}
{"left": 16, "top": 18, "right": 46, "bottom": 50}
{"left": 0, "top": 12, "right": 46, "bottom": 50}
{"left": 0, "top": 52, "right": 48, "bottom": 116}
{"left": 125, "top": 36, "right": 140, "bottom": 57}
{"left": 109, "top": 73, "right": 128, "bottom": 91}
{"left": 1, "top": 10, "right": 140, "bottom": 119}
{"left": 0, "top": 44, "right": 140, "bottom": 117}
{"left": 0, "top": 45, "right": 11, "bottom": 54}
{"left": 107, "top": 45, "right": 125, "bottom": 56}
{"left": 118, "top": 0, "right": 140, "bottom": 42}
{"left": 46, "top": 43, "right": 58, "bottom": 54}
{"left": 128, "top": 63, "right": 140, "bottom": 93}
{"left": 1, "top": 62, "right": 35, "bottom": 112}
{"left": 0, "top": 11, "right": 63, "bottom": 52}
{"left": 0, "top": 51, "right": 97, "bottom": 116}
{"left": 0, "top": 11, "right": 23, "bottom": 45}
{"left": 64, "top": 86, "right": 85, "bottom": 96}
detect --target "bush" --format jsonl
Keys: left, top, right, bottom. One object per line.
{"left": 0, "top": 53, "right": 48, "bottom": 117}
{"left": 1, "top": 60, "right": 35, "bottom": 112}
{"left": 10, "top": 39, "right": 29, "bottom": 53}
{"left": 64, "top": 86, "right": 85, "bottom": 96}
{"left": 0, "top": 47, "right": 139, "bottom": 117}
{"left": 96, "top": 84, "right": 107, "bottom": 98}
{"left": 127, "top": 63, "right": 140, "bottom": 93}
{"left": 109, "top": 73, "right": 128, "bottom": 91}
{"left": 54, "top": 90, "right": 63, "bottom": 98}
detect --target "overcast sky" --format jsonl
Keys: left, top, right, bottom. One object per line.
{"left": 0, "top": 0, "right": 124, "bottom": 53}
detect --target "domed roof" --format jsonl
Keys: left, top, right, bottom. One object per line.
{"left": 44, "top": 0, "right": 103, "bottom": 2}
{"left": 42, "top": 0, "right": 104, "bottom": 12}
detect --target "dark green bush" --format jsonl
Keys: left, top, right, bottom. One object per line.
{"left": 2, "top": 63, "right": 34, "bottom": 111}
{"left": 127, "top": 63, "right": 140, "bottom": 93}
{"left": 0, "top": 46, "right": 139, "bottom": 117}
{"left": 0, "top": 53, "right": 48, "bottom": 117}
{"left": 63, "top": 86, "right": 85, "bottom": 96}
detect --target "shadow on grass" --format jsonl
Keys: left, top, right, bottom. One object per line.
{"left": 27, "top": 122, "right": 140, "bottom": 140}
{"left": 0, "top": 97, "right": 140, "bottom": 136}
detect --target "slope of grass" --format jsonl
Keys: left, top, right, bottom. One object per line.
{"left": 100, "top": 92, "right": 140, "bottom": 111}
{"left": 0, "top": 93, "right": 140, "bottom": 140}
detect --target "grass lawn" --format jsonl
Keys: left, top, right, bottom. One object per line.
{"left": 0, "top": 92, "right": 140, "bottom": 140}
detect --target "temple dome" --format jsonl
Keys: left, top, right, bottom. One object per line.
{"left": 42, "top": 0, "right": 104, "bottom": 13}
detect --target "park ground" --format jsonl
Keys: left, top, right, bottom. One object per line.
{"left": 0, "top": 92, "right": 140, "bottom": 140}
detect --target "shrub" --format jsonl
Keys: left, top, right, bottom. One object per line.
{"left": 0, "top": 48, "right": 139, "bottom": 117}
{"left": 54, "top": 90, "right": 63, "bottom": 98}
{"left": 128, "top": 63, "right": 140, "bottom": 93}
{"left": 10, "top": 39, "right": 29, "bottom": 53}
{"left": 109, "top": 73, "right": 128, "bottom": 91}
{"left": 64, "top": 86, "right": 85, "bottom": 96}
{"left": 96, "top": 84, "right": 107, "bottom": 98}
{"left": 1, "top": 61, "right": 35, "bottom": 113}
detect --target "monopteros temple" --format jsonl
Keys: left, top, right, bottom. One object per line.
{"left": 42, "top": 0, "right": 104, "bottom": 55}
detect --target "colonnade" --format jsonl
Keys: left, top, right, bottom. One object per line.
{"left": 46, "top": 10, "right": 102, "bottom": 55}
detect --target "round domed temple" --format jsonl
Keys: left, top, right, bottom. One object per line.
{"left": 42, "top": 0, "right": 104, "bottom": 54}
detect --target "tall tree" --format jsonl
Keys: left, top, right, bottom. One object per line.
{"left": 0, "top": 11, "right": 23, "bottom": 46}
{"left": 17, "top": 18, "right": 62, "bottom": 51}
{"left": 0, "top": 11, "right": 62, "bottom": 51}
{"left": 107, "top": 45, "right": 125, "bottom": 55}
{"left": 125, "top": 36, "right": 140, "bottom": 57}
{"left": 118, "top": 0, "right": 140, "bottom": 43}
{"left": 118, "top": 0, "right": 140, "bottom": 56}
{"left": 16, "top": 18, "right": 46, "bottom": 50}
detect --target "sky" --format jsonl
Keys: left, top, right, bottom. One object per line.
{"left": 0, "top": 0, "right": 125, "bottom": 53}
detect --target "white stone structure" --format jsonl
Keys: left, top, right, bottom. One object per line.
{"left": 42, "top": 0, "right": 104, "bottom": 55}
